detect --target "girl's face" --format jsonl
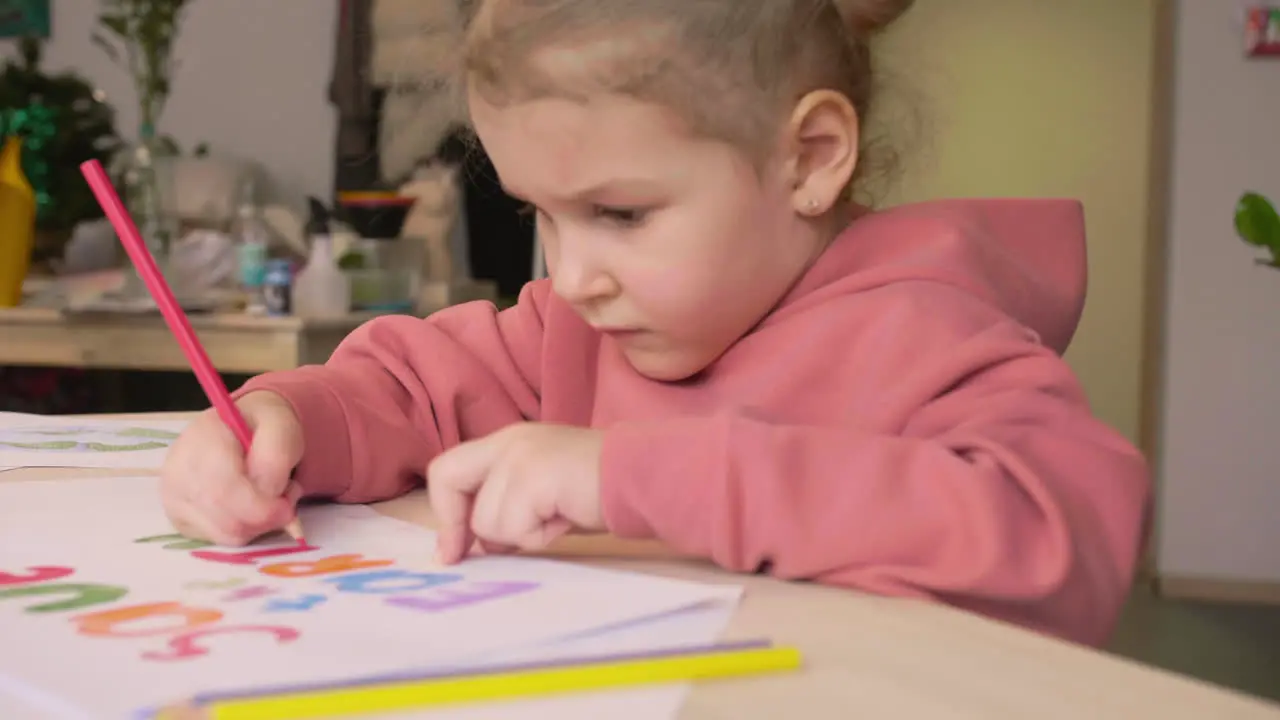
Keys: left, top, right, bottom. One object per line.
{"left": 469, "top": 92, "right": 827, "bottom": 381}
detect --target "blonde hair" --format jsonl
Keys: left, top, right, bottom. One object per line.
{"left": 457, "top": 0, "right": 916, "bottom": 201}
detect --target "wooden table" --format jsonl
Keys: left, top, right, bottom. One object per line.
{"left": 0, "top": 306, "right": 371, "bottom": 373}
{"left": 4, "top": 418, "right": 1280, "bottom": 719}
{"left": 1, "top": 276, "right": 503, "bottom": 374}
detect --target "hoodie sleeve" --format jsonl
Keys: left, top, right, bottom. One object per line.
{"left": 231, "top": 281, "right": 549, "bottom": 504}
{"left": 598, "top": 305, "right": 1151, "bottom": 648}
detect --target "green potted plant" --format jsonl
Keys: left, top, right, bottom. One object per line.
{"left": 1234, "top": 191, "right": 1280, "bottom": 267}
{"left": 92, "top": 0, "right": 188, "bottom": 142}
{"left": 91, "top": 0, "right": 192, "bottom": 294}
{"left": 0, "top": 35, "right": 123, "bottom": 266}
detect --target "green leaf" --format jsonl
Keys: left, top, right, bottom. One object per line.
{"left": 155, "top": 134, "right": 180, "bottom": 156}
{"left": 0, "top": 33, "right": 123, "bottom": 244}
{"left": 90, "top": 32, "right": 120, "bottom": 63}
{"left": 97, "top": 14, "right": 130, "bottom": 39}
{"left": 18, "top": 36, "right": 42, "bottom": 69}
{"left": 1234, "top": 192, "right": 1280, "bottom": 255}
{"left": 338, "top": 251, "right": 367, "bottom": 270}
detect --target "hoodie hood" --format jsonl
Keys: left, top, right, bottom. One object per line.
{"left": 781, "top": 198, "right": 1088, "bottom": 355}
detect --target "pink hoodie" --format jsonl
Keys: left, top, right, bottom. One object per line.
{"left": 236, "top": 198, "right": 1151, "bottom": 648}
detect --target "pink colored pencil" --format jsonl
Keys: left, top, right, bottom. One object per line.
{"left": 79, "top": 160, "right": 305, "bottom": 544}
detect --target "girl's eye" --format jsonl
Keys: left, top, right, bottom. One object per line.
{"left": 518, "top": 202, "right": 648, "bottom": 228}
{"left": 517, "top": 203, "right": 550, "bottom": 225}
{"left": 594, "top": 205, "right": 648, "bottom": 228}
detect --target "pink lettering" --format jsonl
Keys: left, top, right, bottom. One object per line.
{"left": 221, "top": 586, "right": 276, "bottom": 602}
{"left": 191, "top": 543, "right": 318, "bottom": 566}
{"left": 141, "top": 625, "right": 301, "bottom": 662}
{"left": 0, "top": 566, "right": 74, "bottom": 586}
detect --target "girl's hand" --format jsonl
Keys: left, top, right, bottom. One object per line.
{"left": 159, "top": 391, "right": 305, "bottom": 546}
{"left": 427, "top": 423, "right": 605, "bottom": 564}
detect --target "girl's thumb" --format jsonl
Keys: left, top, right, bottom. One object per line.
{"left": 242, "top": 402, "right": 304, "bottom": 497}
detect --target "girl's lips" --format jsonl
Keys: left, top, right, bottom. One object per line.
{"left": 597, "top": 327, "right": 644, "bottom": 339}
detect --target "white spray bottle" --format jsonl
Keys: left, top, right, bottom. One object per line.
{"left": 291, "top": 197, "right": 351, "bottom": 318}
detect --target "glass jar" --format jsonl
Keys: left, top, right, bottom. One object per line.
{"left": 107, "top": 124, "right": 179, "bottom": 302}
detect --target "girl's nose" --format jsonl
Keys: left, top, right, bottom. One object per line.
{"left": 550, "top": 252, "right": 618, "bottom": 305}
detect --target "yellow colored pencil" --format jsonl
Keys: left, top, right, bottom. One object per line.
{"left": 157, "top": 645, "right": 803, "bottom": 720}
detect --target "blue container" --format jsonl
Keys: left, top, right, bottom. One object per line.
{"left": 262, "top": 259, "right": 293, "bottom": 316}
{"left": 237, "top": 242, "right": 267, "bottom": 290}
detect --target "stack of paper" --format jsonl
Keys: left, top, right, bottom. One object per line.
{"left": 0, "top": 412, "right": 188, "bottom": 471}
{"left": 0, "top": 474, "right": 742, "bottom": 719}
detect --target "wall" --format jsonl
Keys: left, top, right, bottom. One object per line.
{"left": 878, "top": 0, "right": 1161, "bottom": 448}
{"left": 1157, "top": 0, "right": 1280, "bottom": 585}
{"left": 0, "top": 0, "right": 337, "bottom": 207}
{"left": 1, "top": 2, "right": 1165, "bottom": 438}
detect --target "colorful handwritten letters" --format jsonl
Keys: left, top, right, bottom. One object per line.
{"left": 0, "top": 534, "right": 540, "bottom": 664}
{"left": 0, "top": 422, "right": 188, "bottom": 470}
{"left": 0, "top": 565, "right": 74, "bottom": 585}
{"left": 0, "top": 425, "right": 180, "bottom": 453}
{"left": 0, "top": 476, "right": 741, "bottom": 720}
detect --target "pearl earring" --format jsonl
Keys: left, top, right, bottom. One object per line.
{"left": 806, "top": 198, "right": 820, "bottom": 212}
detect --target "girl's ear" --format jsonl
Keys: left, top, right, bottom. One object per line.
{"left": 782, "top": 90, "right": 860, "bottom": 217}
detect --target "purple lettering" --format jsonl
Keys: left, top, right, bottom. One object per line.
{"left": 386, "top": 581, "right": 538, "bottom": 613}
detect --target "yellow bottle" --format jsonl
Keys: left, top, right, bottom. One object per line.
{"left": 0, "top": 134, "right": 35, "bottom": 308}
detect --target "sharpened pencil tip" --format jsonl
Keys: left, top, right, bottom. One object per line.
{"left": 283, "top": 517, "right": 306, "bottom": 545}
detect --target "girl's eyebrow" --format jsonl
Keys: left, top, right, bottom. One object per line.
{"left": 501, "top": 177, "right": 665, "bottom": 203}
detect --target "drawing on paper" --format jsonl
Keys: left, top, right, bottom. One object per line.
{"left": 0, "top": 426, "right": 180, "bottom": 452}
{"left": 0, "top": 476, "right": 739, "bottom": 719}
{"left": 0, "top": 532, "right": 547, "bottom": 671}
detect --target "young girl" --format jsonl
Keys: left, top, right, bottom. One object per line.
{"left": 162, "top": 0, "right": 1151, "bottom": 649}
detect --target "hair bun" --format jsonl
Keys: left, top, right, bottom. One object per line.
{"left": 835, "top": 0, "right": 915, "bottom": 36}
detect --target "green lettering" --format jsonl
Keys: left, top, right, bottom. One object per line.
{"left": 116, "top": 427, "right": 181, "bottom": 440}
{"left": 84, "top": 441, "right": 168, "bottom": 452}
{"left": 0, "top": 583, "right": 128, "bottom": 613}
{"left": 134, "top": 533, "right": 213, "bottom": 550}
{"left": 0, "top": 440, "right": 78, "bottom": 450}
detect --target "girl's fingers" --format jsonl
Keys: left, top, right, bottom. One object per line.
{"left": 514, "top": 517, "right": 573, "bottom": 553}
{"left": 242, "top": 405, "right": 305, "bottom": 497}
{"left": 467, "top": 476, "right": 509, "bottom": 547}
{"left": 427, "top": 439, "right": 504, "bottom": 564}
{"left": 218, "top": 475, "right": 290, "bottom": 532}
{"left": 476, "top": 539, "right": 519, "bottom": 557}
{"left": 167, "top": 497, "right": 246, "bottom": 547}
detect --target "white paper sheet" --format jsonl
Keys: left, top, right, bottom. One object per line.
{"left": 0, "top": 412, "right": 51, "bottom": 423}
{"left": 0, "top": 415, "right": 188, "bottom": 469}
{"left": 0, "top": 476, "right": 741, "bottom": 719}
{"left": 0, "top": 603, "right": 740, "bottom": 720}
{"left": 389, "top": 600, "right": 740, "bottom": 719}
